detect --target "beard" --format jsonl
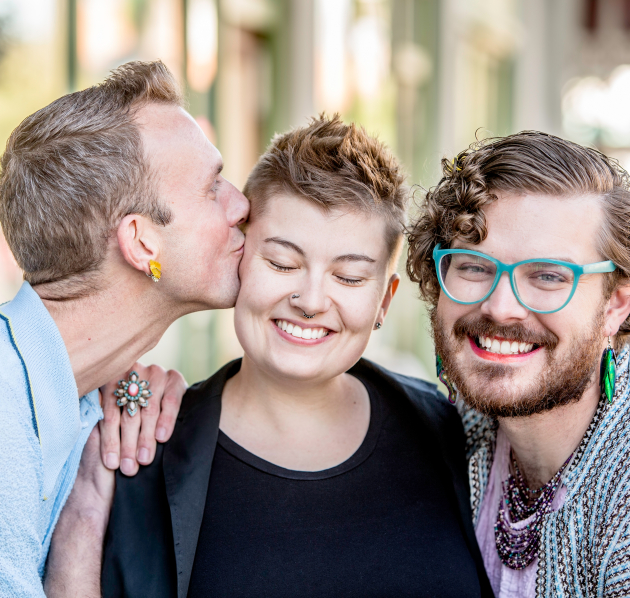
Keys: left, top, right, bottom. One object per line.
{"left": 431, "top": 308, "right": 605, "bottom": 418}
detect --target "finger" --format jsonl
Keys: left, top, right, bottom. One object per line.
{"left": 155, "top": 369, "right": 187, "bottom": 443}
{"left": 99, "top": 382, "right": 122, "bottom": 470}
{"left": 119, "top": 407, "right": 142, "bottom": 476}
{"left": 135, "top": 365, "right": 167, "bottom": 465}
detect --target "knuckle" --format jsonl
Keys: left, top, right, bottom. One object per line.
{"left": 121, "top": 412, "right": 142, "bottom": 429}
{"left": 149, "top": 364, "right": 167, "bottom": 377}
{"left": 141, "top": 402, "right": 159, "bottom": 419}
{"left": 102, "top": 436, "right": 119, "bottom": 452}
{"left": 164, "top": 391, "right": 183, "bottom": 407}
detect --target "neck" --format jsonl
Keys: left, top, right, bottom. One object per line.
{"left": 36, "top": 277, "right": 190, "bottom": 397}
{"left": 220, "top": 355, "right": 370, "bottom": 470}
{"left": 498, "top": 382, "right": 600, "bottom": 489}
{"left": 226, "top": 355, "right": 360, "bottom": 423}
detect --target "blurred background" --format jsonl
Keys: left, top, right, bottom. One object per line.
{"left": 0, "top": 0, "right": 627, "bottom": 384}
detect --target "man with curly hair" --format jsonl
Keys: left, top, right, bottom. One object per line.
{"left": 407, "top": 131, "right": 630, "bottom": 596}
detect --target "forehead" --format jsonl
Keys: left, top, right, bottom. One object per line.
{"left": 249, "top": 193, "right": 389, "bottom": 261}
{"left": 459, "top": 192, "right": 604, "bottom": 263}
{"left": 136, "top": 103, "right": 221, "bottom": 186}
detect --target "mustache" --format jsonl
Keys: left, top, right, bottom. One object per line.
{"left": 452, "top": 314, "right": 559, "bottom": 350}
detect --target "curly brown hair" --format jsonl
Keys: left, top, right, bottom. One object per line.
{"left": 406, "top": 131, "right": 630, "bottom": 340}
{"left": 244, "top": 114, "right": 408, "bottom": 262}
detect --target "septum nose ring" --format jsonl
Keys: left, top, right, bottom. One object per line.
{"left": 291, "top": 293, "right": 315, "bottom": 318}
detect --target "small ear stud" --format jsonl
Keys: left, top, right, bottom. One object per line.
{"left": 291, "top": 293, "right": 300, "bottom": 299}
{"left": 375, "top": 322, "right": 382, "bottom": 329}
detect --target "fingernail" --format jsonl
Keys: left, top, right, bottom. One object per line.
{"left": 138, "top": 448, "right": 150, "bottom": 464}
{"left": 105, "top": 452, "right": 118, "bottom": 469}
{"left": 121, "top": 458, "right": 135, "bottom": 475}
{"left": 156, "top": 427, "right": 167, "bottom": 442}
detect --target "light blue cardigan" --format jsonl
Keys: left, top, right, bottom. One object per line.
{"left": 0, "top": 282, "right": 102, "bottom": 597}
{"left": 461, "top": 345, "right": 630, "bottom": 597}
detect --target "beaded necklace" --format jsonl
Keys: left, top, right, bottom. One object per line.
{"left": 494, "top": 451, "right": 573, "bottom": 570}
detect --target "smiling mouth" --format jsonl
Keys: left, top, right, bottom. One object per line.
{"left": 472, "top": 335, "right": 539, "bottom": 355}
{"left": 275, "top": 319, "right": 330, "bottom": 340}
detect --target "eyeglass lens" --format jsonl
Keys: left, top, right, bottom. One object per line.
{"left": 439, "top": 253, "right": 575, "bottom": 311}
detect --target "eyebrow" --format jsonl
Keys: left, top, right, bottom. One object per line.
{"left": 454, "top": 246, "right": 579, "bottom": 265}
{"left": 333, "top": 253, "right": 376, "bottom": 264}
{"left": 264, "top": 237, "right": 305, "bottom": 256}
{"left": 264, "top": 238, "right": 376, "bottom": 263}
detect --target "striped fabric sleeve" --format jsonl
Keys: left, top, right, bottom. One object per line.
{"left": 602, "top": 504, "right": 630, "bottom": 596}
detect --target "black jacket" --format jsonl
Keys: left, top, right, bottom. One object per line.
{"left": 102, "top": 358, "right": 493, "bottom": 597}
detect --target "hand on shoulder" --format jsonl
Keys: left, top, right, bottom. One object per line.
{"left": 99, "top": 363, "right": 187, "bottom": 475}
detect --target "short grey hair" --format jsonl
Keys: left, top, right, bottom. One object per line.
{"left": 0, "top": 60, "right": 183, "bottom": 296}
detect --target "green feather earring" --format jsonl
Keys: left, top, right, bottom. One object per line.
{"left": 600, "top": 336, "right": 617, "bottom": 404}
{"left": 436, "top": 354, "right": 457, "bottom": 405}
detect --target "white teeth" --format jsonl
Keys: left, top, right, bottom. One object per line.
{"left": 276, "top": 320, "right": 329, "bottom": 340}
{"left": 477, "top": 335, "right": 536, "bottom": 355}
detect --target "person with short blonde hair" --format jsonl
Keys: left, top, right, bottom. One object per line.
{"left": 49, "top": 115, "right": 494, "bottom": 597}
{"left": 0, "top": 60, "right": 248, "bottom": 597}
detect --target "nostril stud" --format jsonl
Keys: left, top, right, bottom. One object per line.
{"left": 291, "top": 294, "right": 300, "bottom": 299}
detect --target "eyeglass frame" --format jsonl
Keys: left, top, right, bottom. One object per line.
{"left": 432, "top": 243, "right": 617, "bottom": 314}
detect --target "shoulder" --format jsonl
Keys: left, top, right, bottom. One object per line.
{"left": 0, "top": 318, "right": 45, "bottom": 596}
{"left": 178, "top": 359, "right": 242, "bottom": 421}
{"left": 0, "top": 315, "right": 27, "bottom": 392}
{"left": 351, "top": 358, "right": 468, "bottom": 483}
{"left": 350, "top": 358, "right": 463, "bottom": 439}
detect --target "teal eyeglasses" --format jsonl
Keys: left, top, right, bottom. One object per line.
{"left": 433, "top": 244, "right": 617, "bottom": 314}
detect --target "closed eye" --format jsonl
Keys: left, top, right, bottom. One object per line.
{"left": 336, "top": 275, "right": 363, "bottom": 285}
{"left": 269, "top": 261, "right": 297, "bottom": 272}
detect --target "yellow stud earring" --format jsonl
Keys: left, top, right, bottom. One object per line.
{"left": 147, "top": 260, "right": 162, "bottom": 282}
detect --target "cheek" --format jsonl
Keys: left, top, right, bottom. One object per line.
{"left": 436, "top": 293, "right": 470, "bottom": 329}
{"left": 238, "top": 261, "right": 288, "bottom": 314}
{"left": 337, "top": 287, "right": 383, "bottom": 333}
{"left": 198, "top": 205, "right": 230, "bottom": 246}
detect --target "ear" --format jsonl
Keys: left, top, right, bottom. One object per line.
{"left": 605, "top": 283, "right": 630, "bottom": 337}
{"left": 374, "top": 273, "right": 400, "bottom": 330}
{"left": 117, "top": 214, "right": 161, "bottom": 277}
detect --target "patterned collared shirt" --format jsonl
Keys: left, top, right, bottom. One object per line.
{"left": 460, "top": 345, "right": 630, "bottom": 598}
{"left": 0, "top": 282, "right": 102, "bottom": 597}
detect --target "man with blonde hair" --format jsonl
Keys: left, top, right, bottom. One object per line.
{"left": 0, "top": 60, "right": 248, "bottom": 597}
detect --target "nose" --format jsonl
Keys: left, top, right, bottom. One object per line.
{"left": 479, "top": 272, "right": 529, "bottom": 322}
{"left": 292, "top": 271, "right": 331, "bottom": 318}
{"left": 221, "top": 178, "right": 250, "bottom": 227}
